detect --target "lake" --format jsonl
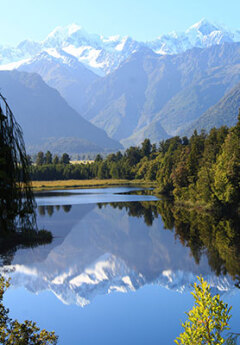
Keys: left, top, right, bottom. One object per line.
{"left": 1, "top": 187, "right": 240, "bottom": 345}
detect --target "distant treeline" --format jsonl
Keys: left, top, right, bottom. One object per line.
{"left": 30, "top": 111, "right": 240, "bottom": 208}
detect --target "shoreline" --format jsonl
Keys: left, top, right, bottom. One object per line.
{"left": 30, "top": 179, "right": 157, "bottom": 191}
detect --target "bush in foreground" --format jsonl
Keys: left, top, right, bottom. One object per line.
{"left": 175, "top": 276, "right": 238, "bottom": 345}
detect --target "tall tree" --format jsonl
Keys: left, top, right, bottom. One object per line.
{"left": 60, "top": 153, "right": 70, "bottom": 165}
{"left": 52, "top": 155, "right": 59, "bottom": 165}
{"left": 45, "top": 151, "right": 53, "bottom": 164}
{"left": 141, "top": 138, "right": 152, "bottom": 157}
{"left": 36, "top": 151, "right": 45, "bottom": 166}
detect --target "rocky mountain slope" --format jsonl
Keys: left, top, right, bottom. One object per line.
{"left": 18, "top": 49, "right": 100, "bottom": 115}
{"left": 182, "top": 82, "right": 240, "bottom": 135}
{"left": 80, "top": 42, "right": 240, "bottom": 146}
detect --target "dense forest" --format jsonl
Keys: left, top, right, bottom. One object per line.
{"left": 30, "top": 110, "right": 240, "bottom": 209}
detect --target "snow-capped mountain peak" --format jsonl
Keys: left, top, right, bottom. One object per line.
{"left": 44, "top": 24, "right": 102, "bottom": 50}
{"left": 67, "top": 23, "right": 83, "bottom": 35}
{"left": 187, "top": 18, "right": 220, "bottom": 35}
{"left": 0, "top": 19, "right": 239, "bottom": 75}
{"left": 44, "top": 23, "right": 83, "bottom": 42}
{"left": 148, "top": 19, "right": 238, "bottom": 56}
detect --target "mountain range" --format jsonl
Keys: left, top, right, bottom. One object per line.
{"left": 79, "top": 42, "right": 240, "bottom": 145}
{"left": 1, "top": 19, "right": 240, "bottom": 150}
{"left": 1, "top": 19, "right": 240, "bottom": 76}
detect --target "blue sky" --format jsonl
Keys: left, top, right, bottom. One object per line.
{"left": 1, "top": 0, "right": 240, "bottom": 45}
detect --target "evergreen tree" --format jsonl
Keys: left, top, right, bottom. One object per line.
{"left": 52, "top": 155, "right": 59, "bottom": 165}
{"left": 115, "top": 151, "right": 123, "bottom": 161}
{"left": 45, "top": 150, "right": 52, "bottom": 164}
{"left": 60, "top": 153, "right": 70, "bottom": 165}
{"left": 213, "top": 130, "right": 240, "bottom": 204}
{"left": 95, "top": 154, "right": 103, "bottom": 162}
{"left": 125, "top": 146, "right": 142, "bottom": 166}
{"left": 97, "top": 161, "right": 109, "bottom": 179}
{"left": 196, "top": 127, "right": 228, "bottom": 205}
{"left": 141, "top": 138, "right": 152, "bottom": 157}
{"left": 36, "top": 151, "right": 45, "bottom": 166}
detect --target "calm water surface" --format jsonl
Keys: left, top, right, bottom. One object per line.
{"left": 1, "top": 187, "right": 240, "bottom": 345}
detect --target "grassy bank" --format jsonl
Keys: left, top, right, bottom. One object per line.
{"left": 30, "top": 179, "right": 157, "bottom": 191}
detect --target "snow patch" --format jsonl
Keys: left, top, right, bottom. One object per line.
{"left": 0, "top": 58, "right": 31, "bottom": 70}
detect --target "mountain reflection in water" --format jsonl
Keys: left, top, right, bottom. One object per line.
{"left": 1, "top": 189, "right": 240, "bottom": 306}
{"left": 1, "top": 188, "right": 240, "bottom": 307}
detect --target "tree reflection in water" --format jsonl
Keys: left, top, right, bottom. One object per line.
{"left": 1, "top": 197, "right": 240, "bottom": 287}
{"left": 37, "top": 205, "right": 72, "bottom": 216}
{"left": 99, "top": 200, "right": 240, "bottom": 285}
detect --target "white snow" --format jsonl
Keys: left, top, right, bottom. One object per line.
{"left": 102, "top": 35, "right": 121, "bottom": 43}
{"left": 162, "top": 270, "right": 173, "bottom": 283}
{"left": 44, "top": 48, "right": 62, "bottom": 59}
{"left": 0, "top": 58, "right": 30, "bottom": 70}
{"left": 62, "top": 45, "right": 104, "bottom": 69}
{"left": 115, "top": 37, "right": 128, "bottom": 51}
{"left": 1, "top": 260, "right": 235, "bottom": 308}
{"left": 122, "top": 276, "right": 135, "bottom": 290}
{"left": 67, "top": 23, "right": 82, "bottom": 35}
{"left": 52, "top": 272, "right": 70, "bottom": 285}
{"left": 0, "top": 19, "right": 239, "bottom": 75}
